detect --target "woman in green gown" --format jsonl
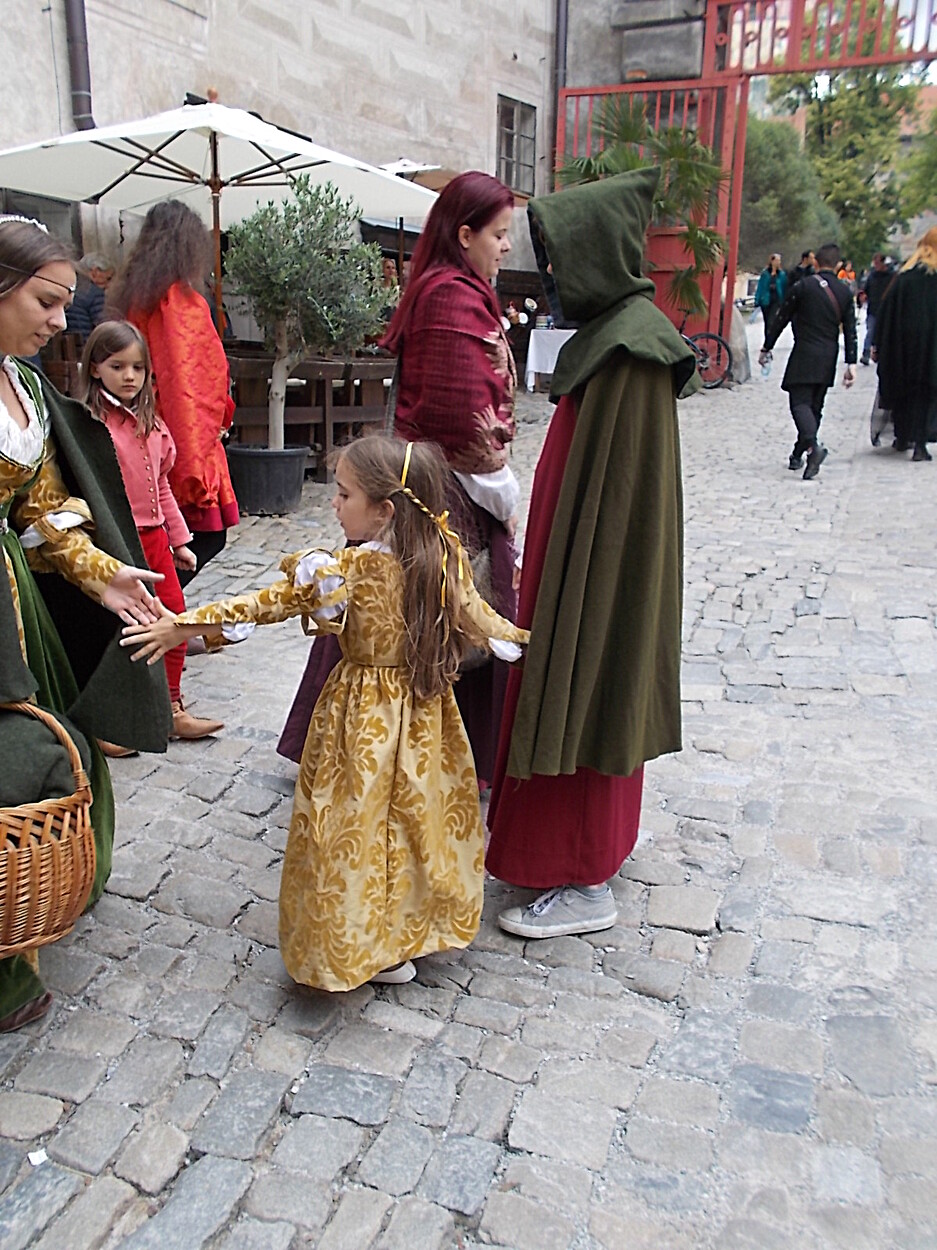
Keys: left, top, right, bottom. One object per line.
{"left": 0, "top": 216, "right": 171, "bottom": 1032}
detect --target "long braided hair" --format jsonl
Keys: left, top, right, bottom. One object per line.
{"left": 334, "top": 434, "right": 486, "bottom": 698}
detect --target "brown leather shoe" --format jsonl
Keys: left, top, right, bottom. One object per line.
{"left": 171, "top": 700, "right": 224, "bottom": 740}
{"left": 97, "top": 739, "right": 139, "bottom": 759}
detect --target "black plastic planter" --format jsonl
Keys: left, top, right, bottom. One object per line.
{"left": 226, "top": 445, "right": 308, "bottom": 515}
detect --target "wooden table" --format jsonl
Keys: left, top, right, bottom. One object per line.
{"left": 226, "top": 354, "right": 395, "bottom": 481}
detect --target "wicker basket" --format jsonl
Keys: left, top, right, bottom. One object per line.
{"left": 0, "top": 702, "right": 96, "bottom": 956}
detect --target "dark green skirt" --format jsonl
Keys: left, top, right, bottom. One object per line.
{"left": 0, "top": 532, "right": 113, "bottom": 1018}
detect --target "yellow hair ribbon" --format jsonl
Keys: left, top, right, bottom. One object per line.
{"left": 396, "top": 450, "right": 464, "bottom": 607}
{"left": 433, "top": 510, "right": 464, "bottom": 606}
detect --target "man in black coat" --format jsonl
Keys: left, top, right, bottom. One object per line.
{"left": 787, "top": 250, "right": 816, "bottom": 290}
{"left": 860, "top": 253, "right": 895, "bottom": 366}
{"left": 760, "top": 242, "right": 857, "bottom": 480}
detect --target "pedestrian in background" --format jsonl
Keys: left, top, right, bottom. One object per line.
{"left": 860, "top": 252, "right": 895, "bottom": 366}
{"left": 109, "top": 202, "right": 239, "bottom": 584}
{"left": 787, "top": 249, "right": 816, "bottom": 289}
{"left": 837, "top": 258, "right": 857, "bottom": 295}
{"left": 755, "top": 253, "right": 787, "bottom": 334}
{"left": 122, "top": 435, "right": 528, "bottom": 990}
{"left": 874, "top": 226, "right": 937, "bottom": 461}
{"left": 760, "top": 241, "right": 857, "bottom": 480}
{"left": 64, "top": 251, "right": 115, "bottom": 343}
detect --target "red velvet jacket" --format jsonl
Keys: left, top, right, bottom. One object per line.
{"left": 389, "top": 267, "right": 516, "bottom": 474}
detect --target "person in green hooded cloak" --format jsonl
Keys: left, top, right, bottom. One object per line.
{"left": 486, "top": 168, "right": 699, "bottom": 939}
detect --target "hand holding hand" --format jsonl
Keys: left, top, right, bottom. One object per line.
{"left": 843, "top": 365, "right": 856, "bottom": 389}
{"left": 172, "top": 544, "right": 198, "bottom": 572}
{"left": 758, "top": 349, "right": 772, "bottom": 368}
{"left": 120, "top": 599, "right": 188, "bottom": 663}
{"left": 102, "top": 565, "right": 164, "bottom": 625}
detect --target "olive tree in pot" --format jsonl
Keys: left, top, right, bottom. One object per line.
{"left": 224, "top": 176, "right": 386, "bottom": 512}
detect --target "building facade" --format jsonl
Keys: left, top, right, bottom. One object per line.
{"left": 3, "top": 0, "right": 558, "bottom": 257}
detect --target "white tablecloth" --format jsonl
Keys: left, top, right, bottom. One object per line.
{"left": 524, "top": 328, "right": 577, "bottom": 391}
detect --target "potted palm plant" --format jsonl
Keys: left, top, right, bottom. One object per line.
{"left": 224, "top": 175, "right": 386, "bottom": 513}
{"left": 558, "top": 97, "right": 728, "bottom": 328}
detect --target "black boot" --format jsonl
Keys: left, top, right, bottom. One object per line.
{"left": 803, "top": 444, "right": 828, "bottom": 480}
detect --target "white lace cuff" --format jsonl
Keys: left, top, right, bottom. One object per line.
{"left": 19, "top": 510, "right": 86, "bottom": 549}
{"left": 221, "top": 622, "right": 255, "bottom": 643}
{"left": 489, "top": 638, "right": 523, "bottom": 663}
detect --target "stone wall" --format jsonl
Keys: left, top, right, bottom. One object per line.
{"left": 565, "top": 0, "right": 706, "bottom": 85}
{"left": 2, "top": 0, "right": 554, "bottom": 188}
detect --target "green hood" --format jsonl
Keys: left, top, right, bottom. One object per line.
{"left": 528, "top": 168, "right": 700, "bottom": 400}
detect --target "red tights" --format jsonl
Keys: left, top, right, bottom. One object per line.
{"left": 138, "top": 526, "right": 187, "bottom": 703}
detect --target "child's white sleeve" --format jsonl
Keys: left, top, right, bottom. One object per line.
{"left": 221, "top": 622, "right": 255, "bottom": 643}
{"left": 489, "top": 638, "right": 523, "bottom": 662}
{"left": 293, "top": 550, "right": 347, "bottom": 622}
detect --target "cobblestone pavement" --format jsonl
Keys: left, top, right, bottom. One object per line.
{"left": 2, "top": 337, "right": 936, "bottom": 1250}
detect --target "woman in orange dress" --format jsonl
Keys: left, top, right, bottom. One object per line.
{"left": 109, "top": 202, "right": 238, "bottom": 584}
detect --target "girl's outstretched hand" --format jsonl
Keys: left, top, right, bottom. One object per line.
{"left": 103, "top": 565, "right": 164, "bottom": 625}
{"left": 172, "top": 544, "right": 198, "bottom": 572}
{"left": 120, "top": 599, "right": 187, "bottom": 664}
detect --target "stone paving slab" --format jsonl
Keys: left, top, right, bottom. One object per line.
{"left": 3, "top": 365, "right": 937, "bottom": 1247}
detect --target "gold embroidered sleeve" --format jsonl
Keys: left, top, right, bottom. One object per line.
{"left": 177, "top": 550, "right": 348, "bottom": 634}
{"left": 14, "top": 447, "right": 122, "bottom": 598}
{"left": 459, "top": 572, "right": 530, "bottom": 646}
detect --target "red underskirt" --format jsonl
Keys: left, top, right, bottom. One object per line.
{"left": 485, "top": 393, "right": 643, "bottom": 888}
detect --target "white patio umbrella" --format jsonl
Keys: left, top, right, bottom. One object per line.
{"left": 0, "top": 101, "right": 437, "bottom": 325}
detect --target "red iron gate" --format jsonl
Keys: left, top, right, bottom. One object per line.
{"left": 705, "top": 0, "right": 937, "bottom": 76}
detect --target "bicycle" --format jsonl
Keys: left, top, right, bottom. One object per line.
{"left": 678, "top": 311, "right": 732, "bottom": 389}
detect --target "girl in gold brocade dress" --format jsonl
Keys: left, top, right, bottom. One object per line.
{"left": 123, "top": 435, "right": 529, "bottom": 991}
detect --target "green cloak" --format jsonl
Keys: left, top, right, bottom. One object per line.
{"left": 507, "top": 169, "right": 692, "bottom": 780}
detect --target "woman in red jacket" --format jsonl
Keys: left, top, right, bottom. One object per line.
{"left": 109, "top": 202, "right": 238, "bottom": 584}
{"left": 381, "top": 172, "right": 519, "bottom": 784}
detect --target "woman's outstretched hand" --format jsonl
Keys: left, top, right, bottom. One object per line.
{"left": 103, "top": 565, "right": 164, "bottom": 625}
{"left": 120, "top": 599, "right": 187, "bottom": 663}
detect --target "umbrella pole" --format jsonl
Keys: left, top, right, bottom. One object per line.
{"left": 210, "top": 131, "right": 224, "bottom": 335}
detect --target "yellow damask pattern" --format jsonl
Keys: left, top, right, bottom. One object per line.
{"left": 1, "top": 450, "right": 122, "bottom": 611}
{"left": 1, "top": 547, "right": 26, "bottom": 664}
{"left": 3, "top": 448, "right": 121, "bottom": 599}
{"left": 179, "top": 546, "right": 529, "bottom": 991}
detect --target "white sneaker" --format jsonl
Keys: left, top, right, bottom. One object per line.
{"left": 370, "top": 960, "right": 416, "bottom": 984}
{"left": 498, "top": 885, "right": 617, "bottom": 939}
